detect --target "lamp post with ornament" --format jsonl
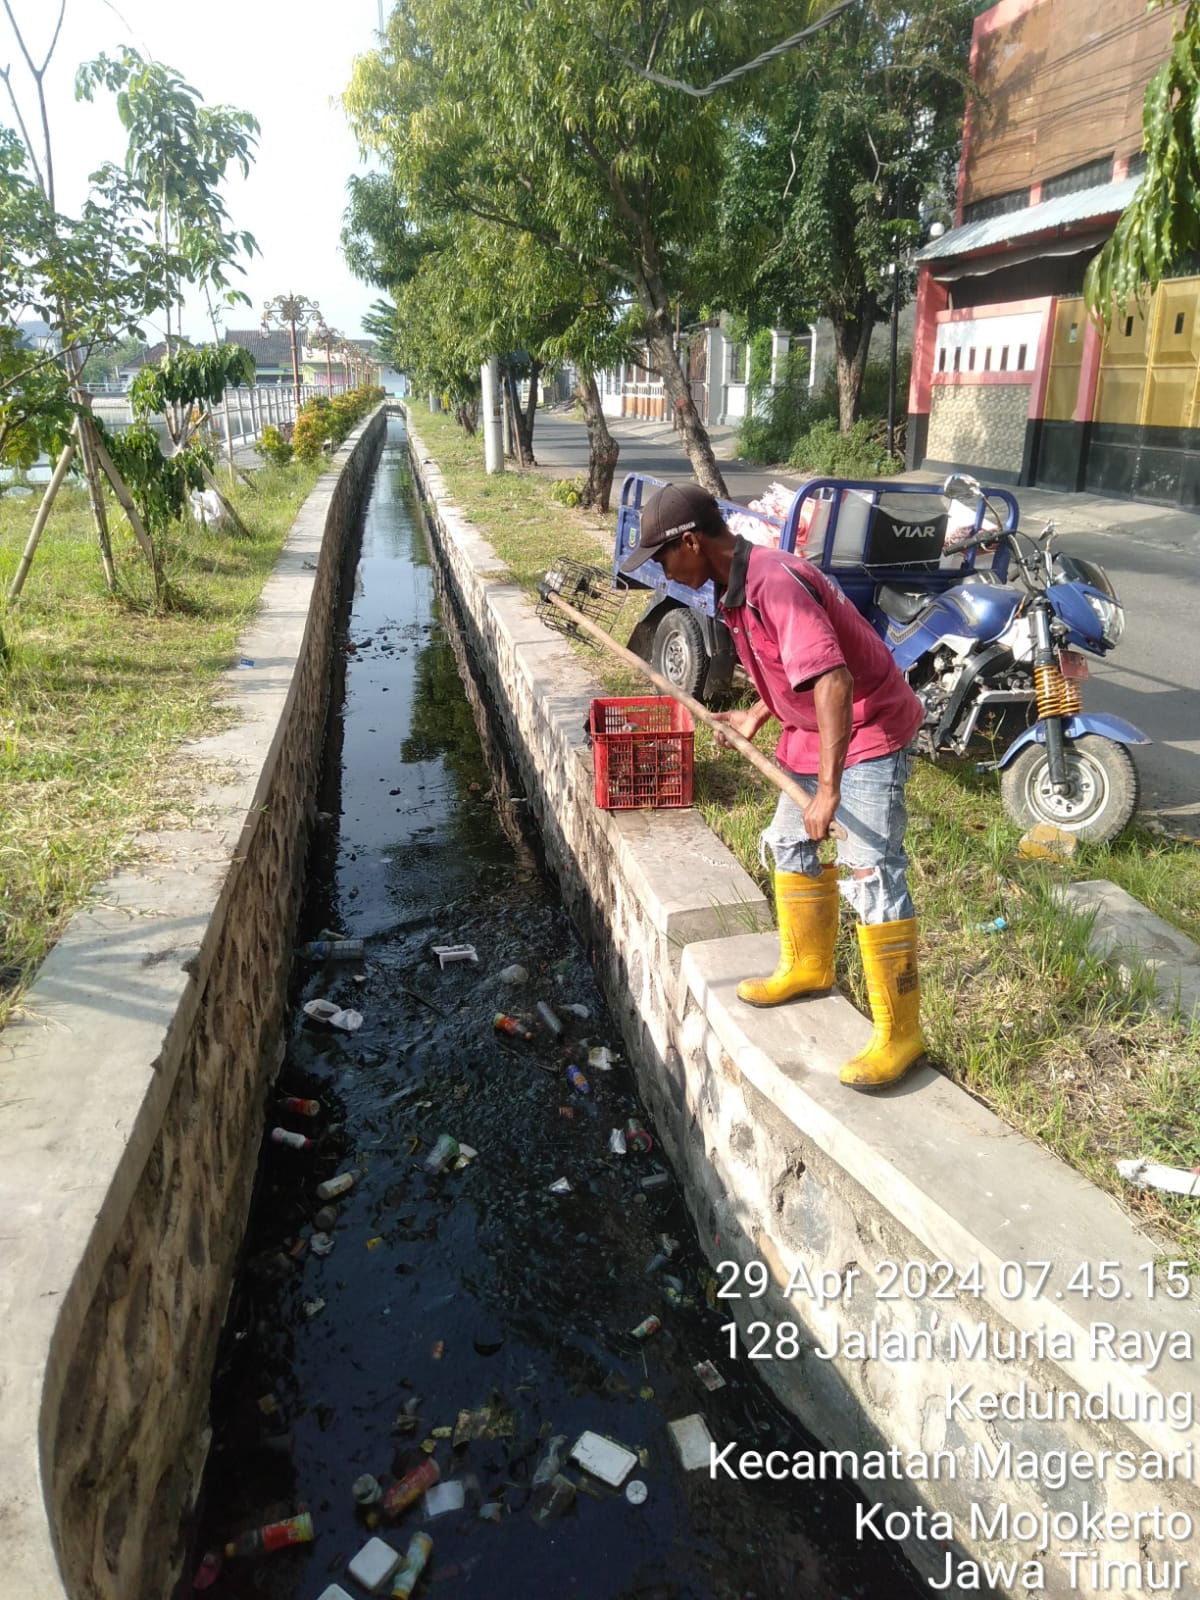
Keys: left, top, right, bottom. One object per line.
{"left": 311, "top": 321, "right": 342, "bottom": 394}
{"left": 262, "top": 292, "right": 321, "bottom": 406}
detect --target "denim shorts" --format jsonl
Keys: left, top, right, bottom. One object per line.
{"left": 760, "top": 744, "right": 916, "bottom": 924}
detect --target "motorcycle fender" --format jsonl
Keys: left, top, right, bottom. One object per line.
{"left": 997, "top": 713, "right": 1152, "bottom": 769}
{"left": 626, "top": 594, "right": 688, "bottom": 661}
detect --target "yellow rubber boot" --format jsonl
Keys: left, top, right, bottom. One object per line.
{"left": 737, "top": 866, "right": 839, "bottom": 1007}
{"left": 840, "top": 918, "right": 925, "bottom": 1088}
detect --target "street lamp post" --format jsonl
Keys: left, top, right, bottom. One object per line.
{"left": 312, "top": 322, "right": 341, "bottom": 394}
{"left": 262, "top": 292, "right": 321, "bottom": 407}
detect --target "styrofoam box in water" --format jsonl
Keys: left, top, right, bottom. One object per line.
{"left": 668, "top": 1413, "right": 714, "bottom": 1472}
{"left": 347, "top": 1537, "right": 401, "bottom": 1592}
{"left": 570, "top": 1429, "right": 638, "bottom": 1487}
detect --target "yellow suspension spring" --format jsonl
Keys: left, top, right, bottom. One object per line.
{"left": 1035, "top": 663, "right": 1082, "bottom": 719}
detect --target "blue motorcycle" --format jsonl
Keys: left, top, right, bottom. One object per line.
{"left": 870, "top": 474, "right": 1147, "bottom": 843}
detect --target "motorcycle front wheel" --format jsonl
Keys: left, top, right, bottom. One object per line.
{"left": 999, "top": 733, "right": 1139, "bottom": 844}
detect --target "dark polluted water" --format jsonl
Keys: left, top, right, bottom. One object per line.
{"left": 186, "top": 417, "right": 925, "bottom": 1600}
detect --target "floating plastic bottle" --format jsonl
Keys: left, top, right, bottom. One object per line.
{"left": 315, "top": 1172, "right": 355, "bottom": 1201}
{"left": 382, "top": 1458, "right": 441, "bottom": 1519}
{"left": 423, "top": 1134, "right": 460, "bottom": 1174}
{"left": 630, "top": 1314, "right": 662, "bottom": 1341}
{"left": 224, "top": 1511, "right": 314, "bottom": 1558}
{"left": 270, "top": 1128, "right": 313, "bottom": 1151}
{"left": 493, "top": 1012, "right": 533, "bottom": 1040}
{"left": 300, "top": 938, "right": 364, "bottom": 960}
{"left": 391, "top": 1532, "right": 433, "bottom": 1598}
{"left": 566, "top": 1065, "right": 589, "bottom": 1096}
{"left": 536, "top": 1000, "right": 563, "bottom": 1037}
{"left": 283, "top": 1096, "right": 321, "bottom": 1117}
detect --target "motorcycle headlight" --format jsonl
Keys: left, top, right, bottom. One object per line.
{"left": 1085, "top": 592, "right": 1125, "bottom": 647}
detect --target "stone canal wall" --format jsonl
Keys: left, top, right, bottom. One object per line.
{"left": 408, "top": 414, "right": 1200, "bottom": 1600}
{"left": 0, "top": 410, "right": 386, "bottom": 1600}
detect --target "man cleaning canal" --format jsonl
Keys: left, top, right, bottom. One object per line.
{"left": 620, "top": 481, "right": 926, "bottom": 1089}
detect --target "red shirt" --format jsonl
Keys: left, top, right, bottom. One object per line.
{"left": 718, "top": 539, "right": 922, "bottom": 773}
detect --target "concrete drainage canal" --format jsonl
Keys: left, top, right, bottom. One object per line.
{"left": 184, "top": 416, "right": 927, "bottom": 1599}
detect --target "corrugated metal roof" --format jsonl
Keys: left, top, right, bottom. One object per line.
{"left": 916, "top": 176, "right": 1140, "bottom": 262}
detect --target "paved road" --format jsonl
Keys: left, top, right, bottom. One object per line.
{"left": 529, "top": 411, "right": 1200, "bottom": 829}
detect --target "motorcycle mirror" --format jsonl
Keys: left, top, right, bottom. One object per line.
{"left": 942, "top": 471, "right": 982, "bottom": 502}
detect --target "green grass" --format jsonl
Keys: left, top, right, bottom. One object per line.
{"left": 0, "top": 458, "right": 320, "bottom": 1027}
{"left": 409, "top": 402, "right": 1200, "bottom": 1257}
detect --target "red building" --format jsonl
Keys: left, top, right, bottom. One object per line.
{"left": 907, "top": 0, "right": 1200, "bottom": 505}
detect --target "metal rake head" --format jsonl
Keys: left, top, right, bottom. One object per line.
{"left": 536, "top": 556, "right": 624, "bottom": 648}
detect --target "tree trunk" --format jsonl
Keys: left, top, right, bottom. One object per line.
{"left": 523, "top": 358, "right": 542, "bottom": 461}
{"left": 634, "top": 275, "right": 727, "bottom": 498}
{"left": 575, "top": 369, "right": 620, "bottom": 513}
{"left": 833, "top": 301, "right": 878, "bottom": 435}
{"left": 453, "top": 401, "right": 477, "bottom": 435}
{"left": 74, "top": 409, "right": 118, "bottom": 592}
{"left": 503, "top": 372, "right": 536, "bottom": 466}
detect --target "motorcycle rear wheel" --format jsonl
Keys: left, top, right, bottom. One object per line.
{"left": 999, "top": 734, "right": 1138, "bottom": 844}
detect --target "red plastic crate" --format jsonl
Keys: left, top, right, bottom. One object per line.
{"left": 590, "top": 696, "right": 694, "bottom": 811}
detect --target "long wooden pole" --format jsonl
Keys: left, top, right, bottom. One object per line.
{"left": 543, "top": 588, "right": 844, "bottom": 832}
{"left": 8, "top": 433, "right": 77, "bottom": 600}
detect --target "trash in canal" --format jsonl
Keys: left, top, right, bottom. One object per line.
{"left": 625, "top": 1116, "right": 654, "bottom": 1153}
{"left": 548, "top": 1176, "right": 572, "bottom": 1194}
{"left": 348, "top": 1534, "right": 402, "bottom": 1592}
{"left": 570, "top": 1430, "right": 638, "bottom": 1487}
{"left": 668, "top": 1413, "right": 714, "bottom": 1471}
{"left": 499, "top": 962, "right": 528, "bottom": 985}
{"left": 282, "top": 1095, "right": 322, "bottom": 1116}
{"left": 316, "top": 1171, "right": 356, "bottom": 1201}
{"left": 493, "top": 1011, "right": 533, "bottom": 1039}
{"left": 269, "top": 1126, "right": 313, "bottom": 1151}
{"left": 587, "top": 1045, "right": 614, "bottom": 1071}
{"left": 353, "top": 1473, "right": 384, "bottom": 1506}
{"left": 630, "top": 1314, "right": 661, "bottom": 1341}
{"left": 536, "top": 999, "right": 564, "bottom": 1036}
{"left": 423, "top": 1133, "right": 460, "bottom": 1172}
{"left": 223, "top": 1510, "right": 314, "bottom": 1558}
{"left": 432, "top": 942, "right": 478, "bottom": 967}
{"left": 566, "top": 1064, "right": 589, "bottom": 1095}
{"left": 625, "top": 1479, "right": 648, "bottom": 1505}
{"left": 383, "top": 1457, "right": 440, "bottom": 1518}
{"left": 423, "top": 1479, "right": 466, "bottom": 1517}
{"left": 303, "top": 997, "right": 364, "bottom": 1031}
{"left": 191, "top": 1549, "right": 222, "bottom": 1588}
{"left": 300, "top": 937, "right": 365, "bottom": 959}
{"left": 694, "top": 1359, "right": 726, "bottom": 1391}
{"left": 391, "top": 1531, "right": 433, "bottom": 1597}
{"left": 608, "top": 1127, "right": 627, "bottom": 1155}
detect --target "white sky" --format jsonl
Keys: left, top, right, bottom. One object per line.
{"left": 2, "top": 0, "right": 387, "bottom": 344}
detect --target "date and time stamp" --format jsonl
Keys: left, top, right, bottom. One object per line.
{"left": 709, "top": 1255, "right": 1198, "bottom": 1592}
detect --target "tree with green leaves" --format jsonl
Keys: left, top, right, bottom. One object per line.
{"left": 710, "top": 0, "right": 974, "bottom": 433}
{"left": 1, "top": 5, "right": 260, "bottom": 608}
{"left": 76, "top": 47, "right": 259, "bottom": 352}
{"left": 344, "top": 175, "right": 636, "bottom": 506}
{"left": 344, "top": 0, "right": 832, "bottom": 496}
{"left": 1085, "top": 2, "right": 1200, "bottom": 321}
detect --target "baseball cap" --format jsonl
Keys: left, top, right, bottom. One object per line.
{"left": 619, "top": 482, "right": 723, "bottom": 574}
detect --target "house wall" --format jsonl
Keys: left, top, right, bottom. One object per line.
{"left": 963, "top": 0, "right": 1181, "bottom": 208}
